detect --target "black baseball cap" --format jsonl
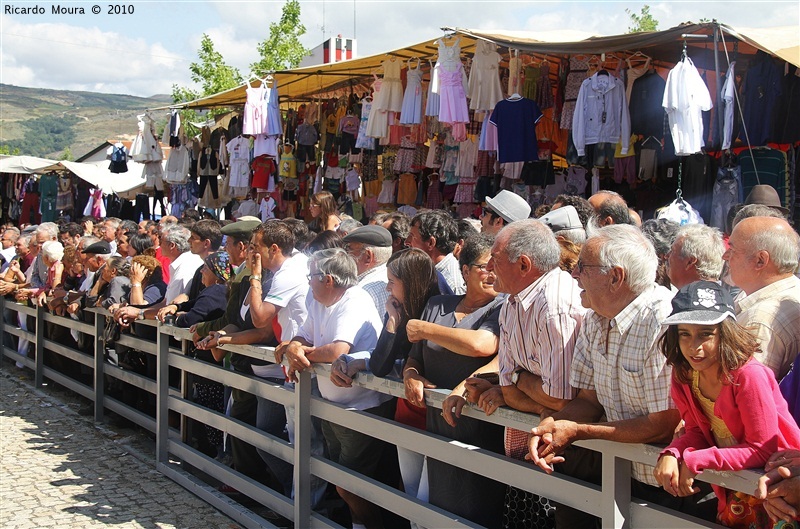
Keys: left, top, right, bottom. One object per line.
{"left": 662, "top": 281, "right": 736, "bottom": 326}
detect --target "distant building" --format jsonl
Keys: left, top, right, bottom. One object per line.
{"left": 298, "top": 35, "right": 357, "bottom": 68}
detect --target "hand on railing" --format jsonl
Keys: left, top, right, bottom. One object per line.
{"left": 197, "top": 330, "right": 225, "bottom": 349}
{"left": 654, "top": 454, "right": 700, "bottom": 497}
{"left": 463, "top": 376, "right": 505, "bottom": 416}
{"left": 756, "top": 453, "right": 800, "bottom": 523}
{"left": 330, "top": 355, "right": 366, "bottom": 388}
{"left": 156, "top": 304, "right": 178, "bottom": 323}
{"left": 276, "top": 341, "right": 313, "bottom": 382}
{"left": 527, "top": 417, "right": 572, "bottom": 473}
{"left": 403, "top": 368, "right": 436, "bottom": 408}
{"left": 441, "top": 393, "right": 467, "bottom": 427}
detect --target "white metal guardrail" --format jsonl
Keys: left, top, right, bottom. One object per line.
{"left": 1, "top": 295, "right": 761, "bottom": 528}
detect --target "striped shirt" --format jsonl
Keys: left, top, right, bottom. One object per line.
{"left": 570, "top": 283, "right": 674, "bottom": 486}
{"left": 498, "top": 267, "right": 586, "bottom": 400}
{"left": 735, "top": 275, "right": 800, "bottom": 381}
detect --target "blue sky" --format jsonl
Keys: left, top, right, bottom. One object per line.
{"left": 1, "top": 1, "right": 798, "bottom": 97}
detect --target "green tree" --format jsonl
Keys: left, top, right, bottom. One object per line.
{"left": 171, "top": 33, "right": 244, "bottom": 136}
{"left": 59, "top": 146, "right": 73, "bottom": 161}
{"left": 626, "top": 5, "right": 659, "bottom": 33}
{"left": 250, "top": 0, "right": 310, "bottom": 76}
{"left": 0, "top": 145, "right": 21, "bottom": 155}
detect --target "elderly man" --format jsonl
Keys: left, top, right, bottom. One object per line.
{"left": 588, "top": 190, "right": 633, "bottom": 226}
{"left": 276, "top": 248, "right": 391, "bottom": 529}
{"left": 724, "top": 216, "right": 800, "bottom": 380}
{"left": 101, "top": 218, "right": 121, "bottom": 255}
{"left": 343, "top": 225, "right": 393, "bottom": 317}
{"left": 406, "top": 210, "right": 465, "bottom": 295}
{"left": 480, "top": 189, "right": 532, "bottom": 236}
{"left": 15, "top": 223, "right": 59, "bottom": 302}
{"left": 529, "top": 224, "right": 712, "bottom": 527}
{"left": 667, "top": 224, "right": 726, "bottom": 289}
{"left": 0, "top": 227, "right": 20, "bottom": 272}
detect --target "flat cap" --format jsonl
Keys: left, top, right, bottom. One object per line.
{"left": 221, "top": 220, "right": 262, "bottom": 241}
{"left": 81, "top": 240, "right": 111, "bottom": 255}
{"left": 342, "top": 225, "right": 392, "bottom": 247}
{"left": 539, "top": 205, "right": 583, "bottom": 232}
{"left": 237, "top": 215, "right": 262, "bottom": 223}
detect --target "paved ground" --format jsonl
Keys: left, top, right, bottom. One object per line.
{"left": 0, "top": 367, "right": 242, "bottom": 529}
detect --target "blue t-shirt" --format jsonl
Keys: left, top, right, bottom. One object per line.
{"left": 489, "top": 97, "right": 543, "bottom": 163}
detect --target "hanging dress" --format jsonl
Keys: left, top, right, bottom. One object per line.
{"left": 468, "top": 40, "right": 504, "bottom": 111}
{"left": 373, "top": 58, "right": 404, "bottom": 113}
{"left": 264, "top": 79, "right": 283, "bottom": 137}
{"left": 400, "top": 59, "right": 424, "bottom": 125}
{"left": 425, "top": 60, "right": 441, "bottom": 117}
{"left": 507, "top": 55, "right": 523, "bottom": 97}
{"left": 243, "top": 81, "right": 267, "bottom": 135}
{"left": 365, "top": 77, "right": 389, "bottom": 139}
{"left": 355, "top": 98, "right": 376, "bottom": 150}
{"left": 560, "top": 55, "right": 591, "bottom": 130}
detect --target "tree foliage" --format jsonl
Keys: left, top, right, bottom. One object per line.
{"left": 1, "top": 115, "right": 78, "bottom": 157}
{"left": 171, "top": 33, "right": 244, "bottom": 136}
{"left": 626, "top": 5, "right": 659, "bottom": 33}
{"left": 0, "top": 145, "right": 21, "bottom": 156}
{"left": 59, "top": 146, "right": 73, "bottom": 161}
{"left": 250, "top": 0, "right": 310, "bottom": 76}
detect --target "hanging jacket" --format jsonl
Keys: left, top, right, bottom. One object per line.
{"left": 572, "top": 72, "right": 631, "bottom": 156}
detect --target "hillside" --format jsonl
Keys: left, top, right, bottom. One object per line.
{"left": 0, "top": 84, "right": 173, "bottom": 158}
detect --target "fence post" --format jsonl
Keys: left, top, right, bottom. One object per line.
{"left": 156, "top": 322, "right": 170, "bottom": 463}
{"left": 601, "top": 454, "right": 632, "bottom": 528}
{"left": 93, "top": 312, "right": 105, "bottom": 422}
{"left": 34, "top": 304, "right": 44, "bottom": 388}
{"left": 293, "top": 368, "right": 312, "bottom": 528}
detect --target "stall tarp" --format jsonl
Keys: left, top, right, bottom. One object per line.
{"left": 39, "top": 160, "right": 148, "bottom": 198}
{"left": 0, "top": 155, "right": 58, "bottom": 174}
{"left": 164, "top": 22, "right": 799, "bottom": 110}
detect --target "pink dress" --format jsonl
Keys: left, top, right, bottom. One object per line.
{"left": 243, "top": 82, "right": 266, "bottom": 135}
{"left": 438, "top": 64, "right": 469, "bottom": 124}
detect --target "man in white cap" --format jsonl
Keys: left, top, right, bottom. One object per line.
{"left": 480, "top": 190, "right": 531, "bottom": 235}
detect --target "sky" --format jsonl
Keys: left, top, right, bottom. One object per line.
{"left": 1, "top": 0, "right": 798, "bottom": 98}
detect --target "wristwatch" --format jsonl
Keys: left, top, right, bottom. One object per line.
{"left": 137, "top": 309, "right": 145, "bottom": 321}
{"left": 511, "top": 369, "right": 522, "bottom": 386}
{"left": 250, "top": 275, "right": 262, "bottom": 282}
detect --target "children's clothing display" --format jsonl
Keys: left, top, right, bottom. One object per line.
{"left": 468, "top": 40, "right": 504, "bottom": 111}
{"left": 490, "top": 97, "right": 543, "bottom": 163}
{"left": 374, "top": 59, "right": 404, "bottom": 113}
{"left": 243, "top": 80, "right": 266, "bottom": 135}
{"left": 130, "top": 113, "right": 163, "bottom": 163}
{"left": 400, "top": 60, "right": 424, "bottom": 125}
{"left": 264, "top": 80, "right": 283, "bottom": 137}
{"left": 425, "top": 59, "right": 441, "bottom": 117}
{"left": 251, "top": 155, "right": 276, "bottom": 191}
{"left": 663, "top": 56, "right": 713, "bottom": 156}
{"left": 226, "top": 136, "right": 251, "bottom": 192}
{"left": 165, "top": 144, "right": 191, "bottom": 184}
{"left": 560, "top": 55, "right": 591, "bottom": 130}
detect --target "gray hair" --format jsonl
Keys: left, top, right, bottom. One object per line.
{"left": 641, "top": 219, "right": 680, "bottom": 257}
{"left": 36, "top": 222, "right": 59, "bottom": 241}
{"left": 676, "top": 224, "right": 725, "bottom": 280}
{"left": 79, "top": 236, "right": 100, "bottom": 251}
{"left": 161, "top": 225, "right": 191, "bottom": 254}
{"left": 105, "top": 218, "right": 122, "bottom": 229}
{"left": 310, "top": 248, "right": 358, "bottom": 288}
{"left": 748, "top": 225, "right": 800, "bottom": 274}
{"left": 555, "top": 227, "right": 587, "bottom": 246}
{"left": 500, "top": 219, "right": 560, "bottom": 272}
{"left": 366, "top": 245, "right": 393, "bottom": 266}
{"left": 41, "top": 240, "right": 64, "bottom": 262}
{"left": 17, "top": 234, "right": 32, "bottom": 248}
{"left": 4, "top": 226, "right": 20, "bottom": 238}
{"left": 338, "top": 218, "right": 363, "bottom": 236}
{"left": 592, "top": 224, "right": 658, "bottom": 295}
{"left": 732, "top": 204, "right": 786, "bottom": 229}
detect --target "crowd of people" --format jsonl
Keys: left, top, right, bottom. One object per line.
{"left": 2, "top": 184, "right": 800, "bottom": 529}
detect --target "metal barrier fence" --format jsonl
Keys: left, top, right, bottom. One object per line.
{"left": 1, "top": 295, "right": 763, "bottom": 528}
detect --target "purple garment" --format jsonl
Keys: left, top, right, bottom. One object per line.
{"left": 438, "top": 64, "right": 469, "bottom": 124}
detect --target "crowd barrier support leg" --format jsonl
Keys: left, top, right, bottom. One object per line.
{"left": 293, "top": 368, "right": 312, "bottom": 528}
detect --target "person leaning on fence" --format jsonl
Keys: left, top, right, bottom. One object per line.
{"left": 528, "top": 224, "right": 717, "bottom": 527}
{"left": 275, "top": 247, "right": 394, "bottom": 529}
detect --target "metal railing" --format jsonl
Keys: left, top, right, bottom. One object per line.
{"left": 2, "top": 294, "right": 762, "bottom": 528}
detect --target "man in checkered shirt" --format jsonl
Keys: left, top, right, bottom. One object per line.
{"left": 529, "top": 224, "right": 715, "bottom": 527}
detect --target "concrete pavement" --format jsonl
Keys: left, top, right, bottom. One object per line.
{"left": 0, "top": 369, "right": 241, "bottom": 529}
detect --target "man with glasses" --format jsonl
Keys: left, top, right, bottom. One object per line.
{"left": 342, "top": 225, "right": 393, "bottom": 318}
{"left": 529, "top": 224, "right": 714, "bottom": 526}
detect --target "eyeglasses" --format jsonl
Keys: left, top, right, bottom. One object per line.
{"left": 481, "top": 207, "right": 498, "bottom": 219}
{"left": 469, "top": 263, "right": 489, "bottom": 273}
{"left": 307, "top": 272, "right": 326, "bottom": 281}
{"left": 575, "top": 261, "right": 606, "bottom": 274}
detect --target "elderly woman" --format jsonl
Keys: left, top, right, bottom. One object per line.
{"left": 34, "top": 240, "right": 64, "bottom": 307}
{"left": 402, "top": 233, "right": 506, "bottom": 526}
{"left": 157, "top": 251, "right": 230, "bottom": 328}
{"left": 93, "top": 256, "right": 131, "bottom": 309}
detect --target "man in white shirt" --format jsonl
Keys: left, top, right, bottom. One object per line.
{"left": 276, "top": 248, "right": 391, "bottom": 529}
{"left": 0, "top": 227, "right": 19, "bottom": 273}
{"left": 161, "top": 224, "right": 204, "bottom": 304}
{"left": 343, "top": 225, "right": 393, "bottom": 318}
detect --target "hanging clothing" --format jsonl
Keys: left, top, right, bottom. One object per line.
{"left": 83, "top": 188, "right": 106, "bottom": 218}
{"left": 374, "top": 59, "right": 404, "bottom": 113}
{"left": 38, "top": 173, "right": 59, "bottom": 222}
{"left": 572, "top": 72, "right": 631, "bottom": 157}
{"left": 740, "top": 51, "right": 782, "bottom": 146}
{"left": 560, "top": 55, "right": 591, "bottom": 130}
{"left": 537, "top": 61, "right": 554, "bottom": 110}
{"left": 243, "top": 81, "right": 267, "bottom": 135}
{"left": 438, "top": 63, "right": 470, "bottom": 125}
{"left": 663, "top": 57, "right": 713, "bottom": 156}
{"left": 130, "top": 113, "right": 163, "bottom": 163}
{"left": 425, "top": 60, "right": 441, "bottom": 117}
{"left": 394, "top": 137, "right": 416, "bottom": 173}
{"left": 227, "top": 136, "right": 251, "bottom": 190}
{"left": 400, "top": 62, "right": 424, "bottom": 125}
{"left": 356, "top": 99, "right": 376, "bottom": 150}
{"left": 108, "top": 144, "right": 129, "bottom": 173}
{"left": 251, "top": 155, "right": 276, "bottom": 191}
{"left": 396, "top": 173, "right": 417, "bottom": 205}
{"left": 507, "top": 55, "right": 523, "bottom": 97}
{"left": 710, "top": 164, "right": 743, "bottom": 230}
{"left": 264, "top": 80, "right": 283, "bottom": 137}
{"left": 165, "top": 144, "right": 191, "bottom": 184}
{"left": 365, "top": 78, "right": 389, "bottom": 139}
{"left": 467, "top": 40, "right": 504, "bottom": 111}
{"left": 259, "top": 196, "right": 276, "bottom": 221}
{"left": 625, "top": 57, "right": 652, "bottom": 101}
{"left": 629, "top": 71, "right": 667, "bottom": 139}
{"left": 721, "top": 61, "right": 737, "bottom": 151}
{"left": 490, "top": 97, "right": 543, "bottom": 163}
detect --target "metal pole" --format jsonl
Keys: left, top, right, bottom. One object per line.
{"left": 93, "top": 313, "right": 105, "bottom": 422}
{"left": 292, "top": 369, "right": 312, "bottom": 527}
{"left": 713, "top": 23, "right": 724, "bottom": 150}
{"left": 34, "top": 304, "right": 44, "bottom": 388}
{"left": 156, "top": 322, "right": 170, "bottom": 463}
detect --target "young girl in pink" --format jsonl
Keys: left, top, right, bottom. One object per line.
{"left": 654, "top": 281, "right": 800, "bottom": 528}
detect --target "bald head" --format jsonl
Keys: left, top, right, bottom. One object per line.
{"left": 725, "top": 216, "right": 800, "bottom": 294}
{"left": 588, "top": 191, "right": 626, "bottom": 212}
